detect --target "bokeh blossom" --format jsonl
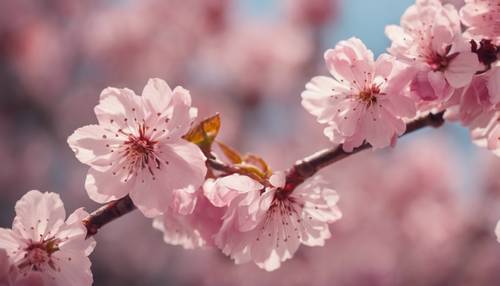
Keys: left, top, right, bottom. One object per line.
{"left": 68, "top": 78, "right": 207, "bottom": 218}
{"left": 302, "top": 37, "right": 416, "bottom": 151}
{"left": 0, "top": 191, "right": 95, "bottom": 286}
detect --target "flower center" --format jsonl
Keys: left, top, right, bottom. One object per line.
{"left": 427, "top": 45, "right": 459, "bottom": 72}
{"left": 27, "top": 247, "right": 49, "bottom": 266}
{"left": 358, "top": 85, "right": 380, "bottom": 106}
{"left": 19, "top": 238, "right": 60, "bottom": 271}
{"left": 121, "top": 124, "right": 162, "bottom": 179}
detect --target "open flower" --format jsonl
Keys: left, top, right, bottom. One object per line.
{"left": 302, "top": 37, "right": 416, "bottom": 151}
{"left": 446, "top": 62, "right": 499, "bottom": 123}
{"left": 385, "top": 0, "right": 482, "bottom": 104}
{"left": 68, "top": 78, "right": 207, "bottom": 218}
{"left": 0, "top": 191, "right": 95, "bottom": 286}
{"left": 206, "top": 173, "right": 342, "bottom": 271}
{"left": 460, "top": 0, "right": 500, "bottom": 44}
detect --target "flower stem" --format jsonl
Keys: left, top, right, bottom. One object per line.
{"left": 84, "top": 195, "right": 136, "bottom": 238}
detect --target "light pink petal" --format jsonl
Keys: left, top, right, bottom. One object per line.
{"left": 0, "top": 229, "right": 19, "bottom": 255}
{"left": 84, "top": 168, "right": 133, "bottom": 204}
{"left": 56, "top": 208, "right": 96, "bottom": 256}
{"left": 170, "top": 186, "right": 198, "bottom": 215}
{"left": 129, "top": 173, "right": 172, "bottom": 218}
{"left": 158, "top": 140, "right": 207, "bottom": 191}
{"left": 159, "top": 88, "right": 197, "bottom": 140}
{"left": 51, "top": 251, "right": 93, "bottom": 286}
{"left": 410, "top": 71, "right": 437, "bottom": 100}
{"left": 205, "top": 174, "right": 263, "bottom": 207}
{"left": 374, "top": 54, "right": 394, "bottom": 79}
{"left": 428, "top": 70, "right": 453, "bottom": 100}
{"left": 94, "top": 87, "right": 144, "bottom": 131}
{"left": 67, "top": 125, "right": 121, "bottom": 171}
{"left": 141, "top": 78, "right": 173, "bottom": 114}
{"left": 445, "top": 52, "right": 481, "bottom": 88}
{"left": 12, "top": 190, "right": 66, "bottom": 241}
{"left": 488, "top": 66, "right": 500, "bottom": 104}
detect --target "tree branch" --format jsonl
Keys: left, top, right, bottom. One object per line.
{"left": 83, "top": 195, "right": 136, "bottom": 238}
{"left": 83, "top": 111, "right": 445, "bottom": 237}
{"left": 282, "top": 111, "right": 445, "bottom": 192}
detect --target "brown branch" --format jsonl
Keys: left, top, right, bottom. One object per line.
{"left": 83, "top": 111, "right": 445, "bottom": 237}
{"left": 283, "top": 111, "right": 445, "bottom": 192}
{"left": 84, "top": 195, "right": 136, "bottom": 238}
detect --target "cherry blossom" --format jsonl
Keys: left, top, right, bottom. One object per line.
{"left": 444, "top": 69, "right": 493, "bottom": 126}
{"left": 152, "top": 181, "right": 224, "bottom": 249}
{"left": 206, "top": 173, "right": 342, "bottom": 271}
{"left": 385, "top": 0, "right": 482, "bottom": 104}
{"left": 460, "top": 0, "right": 500, "bottom": 44}
{"left": 302, "top": 37, "right": 416, "bottom": 151}
{"left": 0, "top": 191, "right": 95, "bottom": 286}
{"left": 67, "top": 78, "right": 207, "bottom": 218}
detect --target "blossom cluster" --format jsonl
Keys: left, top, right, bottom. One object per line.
{"left": 0, "top": 0, "right": 499, "bottom": 284}
{"left": 302, "top": 0, "right": 498, "bottom": 154}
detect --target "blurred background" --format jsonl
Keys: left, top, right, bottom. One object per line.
{"left": 1, "top": 0, "right": 500, "bottom": 285}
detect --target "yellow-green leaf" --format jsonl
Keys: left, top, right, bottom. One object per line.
{"left": 217, "top": 141, "right": 242, "bottom": 164}
{"left": 242, "top": 154, "right": 272, "bottom": 177}
{"left": 182, "top": 114, "right": 221, "bottom": 154}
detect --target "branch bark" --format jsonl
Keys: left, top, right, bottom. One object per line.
{"left": 83, "top": 111, "right": 445, "bottom": 237}
{"left": 282, "top": 111, "right": 445, "bottom": 192}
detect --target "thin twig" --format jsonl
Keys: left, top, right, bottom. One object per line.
{"left": 282, "top": 111, "right": 445, "bottom": 192}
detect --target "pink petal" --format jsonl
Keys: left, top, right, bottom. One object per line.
{"left": 67, "top": 125, "right": 121, "bottom": 171}
{"left": 141, "top": 78, "right": 173, "bottom": 113}
{"left": 13, "top": 190, "right": 66, "bottom": 240}
{"left": 84, "top": 168, "right": 133, "bottom": 204}
{"left": 94, "top": 87, "right": 144, "bottom": 130}
{"left": 445, "top": 52, "right": 481, "bottom": 88}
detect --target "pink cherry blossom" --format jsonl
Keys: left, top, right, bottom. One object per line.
{"left": 444, "top": 71, "right": 492, "bottom": 125}
{"left": 206, "top": 173, "right": 342, "bottom": 271}
{"left": 68, "top": 78, "right": 207, "bottom": 218}
{"left": 152, "top": 181, "right": 224, "bottom": 249}
{"left": 450, "top": 64, "right": 500, "bottom": 155}
{"left": 460, "top": 0, "right": 500, "bottom": 44}
{"left": 385, "top": 0, "right": 482, "bottom": 104}
{"left": 0, "top": 191, "right": 96, "bottom": 286}
{"left": 302, "top": 37, "right": 416, "bottom": 151}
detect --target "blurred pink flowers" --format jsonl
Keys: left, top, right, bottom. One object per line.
{"left": 0, "top": 191, "right": 95, "bottom": 286}
{"left": 386, "top": 0, "right": 481, "bottom": 104}
{"left": 302, "top": 37, "right": 416, "bottom": 151}
{"left": 67, "top": 78, "right": 207, "bottom": 218}
{"left": 206, "top": 173, "right": 341, "bottom": 271}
